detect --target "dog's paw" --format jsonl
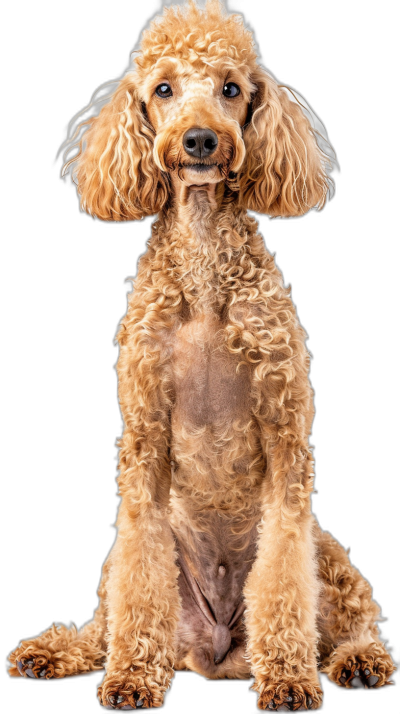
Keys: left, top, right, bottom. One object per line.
{"left": 323, "top": 640, "right": 395, "bottom": 689}
{"left": 339, "top": 664, "right": 379, "bottom": 689}
{"left": 257, "top": 682, "right": 323, "bottom": 710}
{"left": 15, "top": 652, "right": 54, "bottom": 679}
{"left": 337, "top": 661, "right": 380, "bottom": 688}
{"left": 98, "top": 674, "right": 164, "bottom": 709}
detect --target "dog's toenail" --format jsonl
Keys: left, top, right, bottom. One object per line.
{"left": 367, "top": 675, "right": 379, "bottom": 687}
{"left": 26, "top": 660, "right": 34, "bottom": 667}
{"left": 286, "top": 696, "right": 293, "bottom": 702}
{"left": 268, "top": 700, "right": 277, "bottom": 710}
{"left": 136, "top": 701, "right": 143, "bottom": 709}
{"left": 17, "top": 660, "right": 24, "bottom": 672}
{"left": 354, "top": 669, "right": 359, "bottom": 676}
{"left": 117, "top": 696, "right": 124, "bottom": 704}
{"left": 39, "top": 668, "right": 47, "bottom": 678}
{"left": 25, "top": 668, "right": 35, "bottom": 678}
{"left": 364, "top": 668, "right": 370, "bottom": 676}
{"left": 339, "top": 676, "right": 347, "bottom": 684}
{"left": 307, "top": 695, "right": 313, "bottom": 708}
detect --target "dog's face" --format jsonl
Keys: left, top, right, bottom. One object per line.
{"left": 65, "top": 0, "right": 331, "bottom": 220}
{"left": 143, "top": 57, "right": 251, "bottom": 186}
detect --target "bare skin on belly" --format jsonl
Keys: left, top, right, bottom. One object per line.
{"left": 169, "top": 313, "right": 265, "bottom": 677}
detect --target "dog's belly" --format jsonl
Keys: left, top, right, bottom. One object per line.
{"left": 169, "top": 313, "right": 264, "bottom": 676}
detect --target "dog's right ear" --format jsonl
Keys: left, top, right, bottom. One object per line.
{"left": 63, "top": 75, "right": 169, "bottom": 221}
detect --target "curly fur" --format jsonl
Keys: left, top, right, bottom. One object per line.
{"left": 10, "top": 1, "right": 394, "bottom": 710}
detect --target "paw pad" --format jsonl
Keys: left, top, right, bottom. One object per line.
{"left": 267, "top": 691, "right": 315, "bottom": 710}
{"left": 339, "top": 664, "right": 380, "bottom": 688}
{"left": 16, "top": 656, "right": 53, "bottom": 679}
{"left": 104, "top": 692, "right": 144, "bottom": 709}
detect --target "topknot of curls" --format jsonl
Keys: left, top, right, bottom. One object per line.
{"left": 136, "top": 0, "right": 257, "bottom": 71}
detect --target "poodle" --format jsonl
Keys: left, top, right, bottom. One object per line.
{"left": 9, "top": 0, "right": 395, "bottom": 709}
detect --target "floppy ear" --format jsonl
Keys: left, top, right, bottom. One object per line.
{"left": 239, "top": 68, "right": 331, "bottom": 217}
{"left": 64, "top": 75, "right": 169, "bottom": 221}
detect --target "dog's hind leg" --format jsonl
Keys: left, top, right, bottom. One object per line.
{"left": 316, "top": 525, "right": 395, "bottom": 688}
{"left": 9, "top": 559, "right": 109, "bottom": 679}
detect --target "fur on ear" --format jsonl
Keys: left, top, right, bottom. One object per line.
{"left": 239, "top": 68, "right": 332, "bottom": 217}
{"left": 63, "top": 75, "right": 169, "bottom": 221}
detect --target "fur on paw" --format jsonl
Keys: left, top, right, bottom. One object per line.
{"left": 323, "top": 642, "right": 395, "bottom": 689}
{"left": 257, "top": 682, "right": 323, "bottom": 710}
{"left": 336, "top": 657, "right": 392, "bottom": 689}
{"left": 98, "top": 675, "right": 163, "bottom": 709}
{"left": 14, "top": 652, "right": 54, "bottom": 679}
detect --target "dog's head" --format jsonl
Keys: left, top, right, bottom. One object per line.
{"left": 64, "top": 0, "right": 332, "bottom": 220}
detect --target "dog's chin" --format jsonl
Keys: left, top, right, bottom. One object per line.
{"left": 180, "top": 164, "right": 222, "bottom": 187}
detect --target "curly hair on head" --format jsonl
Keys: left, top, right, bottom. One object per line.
{"left": 63, "top": 0, "right": 332, "bottom": 222}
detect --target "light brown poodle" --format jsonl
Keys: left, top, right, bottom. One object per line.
{"left": 9, "top": 0, "right": 395, "bottom": 710}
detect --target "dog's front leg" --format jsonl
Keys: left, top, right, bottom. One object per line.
{"left": 244, "top": 428, "right": 322, "bottom": 711}
{"left": 98, "top": 309, "right": 180, "bottom": 709}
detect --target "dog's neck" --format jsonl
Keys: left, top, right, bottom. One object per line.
{"left": 170, "top": 177, "right": 221, "bottom": 245}
{"left": 153, "top": 179, "right": 260, "bottom": 317}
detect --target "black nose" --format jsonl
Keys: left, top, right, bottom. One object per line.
{"left": 183, "top": 128, "right": 218, "bottom": 158}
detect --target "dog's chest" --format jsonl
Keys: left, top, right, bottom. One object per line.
{"left": 171, "top": 312, "right": 251, "bottom": 428}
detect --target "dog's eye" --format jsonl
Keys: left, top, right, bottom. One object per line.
{"left": 223, "top": 82, "right": 241, "bottom": 98}
{"left": 155, "top": 83, "right": 173, "bottom": 98}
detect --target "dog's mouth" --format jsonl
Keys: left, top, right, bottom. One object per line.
{"left": 179, "top": 162, "right": 222, "bottom": 187}
{"left": 181, "top": 162, "right": 218, "bottom": 173}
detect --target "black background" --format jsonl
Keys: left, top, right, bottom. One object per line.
{"left": 2, "top": 0, "right": 399, "bottom": 714}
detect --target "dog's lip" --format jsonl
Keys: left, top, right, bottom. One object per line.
{"left": 182, "top": 163, "right": 218, "bottom": 172}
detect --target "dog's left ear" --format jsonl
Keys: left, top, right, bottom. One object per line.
{"left": 239, "top": 68, "right": 331, "bottom": 217}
